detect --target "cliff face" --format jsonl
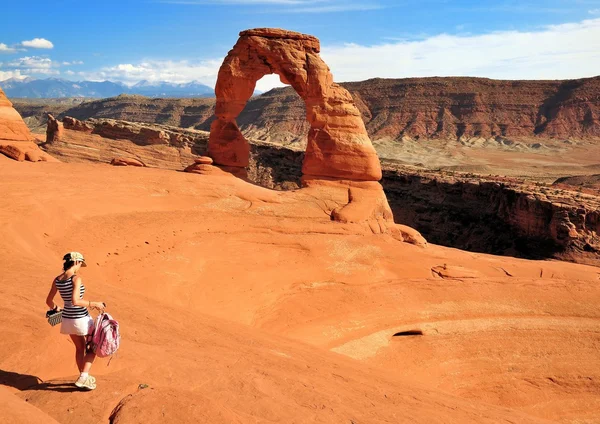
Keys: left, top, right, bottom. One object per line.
{"left": 382, "top": 169, "right": 600, "bottom": 265}
{"left": 240, "top": 76, "right": 600, "bottom": 144}
{"left": 15, "top": 94, "right": 215, "bottom": 129}
{"left": 62, "top": 116, "right": 208, "bottom": 150}
{"left": 347, "top": 77, "right": 600, "bottom": 141}
{"left": 14, "top": 76, "right": 600, "bottom": 145}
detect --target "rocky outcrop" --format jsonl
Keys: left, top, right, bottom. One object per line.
{"left": 0, "top": 87, "right": 34, "bottom": 142}
{"left": 110, "top": 157, "right": 146, "bottom": 167}
{"left": 63, "top": 116, "right": 93, "bottom": 133}
{"left": 553, "top": 174, "right": 600, "bottom": 192}
{"left": 45, "top": 114, "right": 63, "bottom": 142}
{"left": 63, "top": 116, "right": 207, "bottom": 150}
{"left": 208, "top": 28, "right": 381, "bottom": 181}
{"left": 18, "top": 94, "right": 216, "bottom": 128}
{"left": 0, "top": 88, "right": 57, "bottom": 162}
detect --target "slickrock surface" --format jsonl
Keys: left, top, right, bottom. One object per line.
{"left": 209, "top": 28, "right": 381, "bottom": 181}
{"left": 0, "top": 387, "right": 60, "bottom": 424}
{"left": 1, "top": 157, "right": 598, "bottom": 423}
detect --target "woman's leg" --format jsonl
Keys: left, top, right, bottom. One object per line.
{"left": 82, "top": 346, "right": 96, "bottom": 374}
{"left": 82, "top": 319, "right": 96, "bottom": 374}
{"left": 69, "top": 334, "right": 85, "bottom": 372}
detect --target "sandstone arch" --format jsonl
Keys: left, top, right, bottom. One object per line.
{"left": 208, "top": 28, "right": 382, "bottom": 181}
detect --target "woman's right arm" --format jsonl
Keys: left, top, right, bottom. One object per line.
{"left": 71, "top": 276, "right": 105, "bottom": 310}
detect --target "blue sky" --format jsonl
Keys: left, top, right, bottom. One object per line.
{"left": 1, "top": 0, "right": 600, "bottom": 90}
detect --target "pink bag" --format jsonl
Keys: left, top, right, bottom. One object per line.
{"left": 91, "top": 312, "right": 120, "bottom": 358}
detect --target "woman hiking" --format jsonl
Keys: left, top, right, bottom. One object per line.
{"left": 45, "top": 252, "right": 105, "bottom": 390}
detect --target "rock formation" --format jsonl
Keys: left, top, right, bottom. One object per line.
{"left": 0, "top": 88, "right": 33, "bottom": 142}
{"left": 43, "top": 119, "right": 206, "bottom": 170}
{"left": 192, "top": 28, "right": 415, "bottom": 241}
{"left": 63, "top": 116, "right": 93, "bottom": 133}
{"left": 45, "top": 114, "right": 63, "bottom": 142}
{"left": 63, "top": 116, "right": 204, "bottom": 149}
{"left": 110, "top": 157, "right": 146, "bottom": 167}
{"left": 0, "top": 88, "right": 56, "bottom": 162}
{"left": 208, "top": 28, "right": 381, "bottom": 181}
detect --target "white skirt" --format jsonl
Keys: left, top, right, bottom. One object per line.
{"left": 60, "top": 315, "right": 94, "bottom": 336}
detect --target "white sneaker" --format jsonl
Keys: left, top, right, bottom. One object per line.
{"left": 75, "top": 375, "right": 96, "bottom": 390}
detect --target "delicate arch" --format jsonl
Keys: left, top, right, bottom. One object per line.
{"left": 208, "top": 28, "right": 382, "bottom": 181}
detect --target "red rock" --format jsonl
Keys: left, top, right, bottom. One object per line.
{"left": 194, "top": 156, "right": 213, "bottom": 165}
{"left": 208, "top": 28, "right": 381, "bottom": 181}
{"left": 0, "top": 141, "right": 58, "bottom": 162}
{"left": 0, "top": 87, "right": 33, "bottom": 142}
{"left": 24, "top": 149, "right": 47, "bottom": 162}
{"left": 0, "top": 144, "right": 25, "bottom": 161}
{"left": 63, "top": 116, "right": 94, "bottom": 133}
{"left": 46, "top": 114, "right": 63, "bottom": 142}
{"left": 110, "top": 157, "right": 146, "bottom": 167}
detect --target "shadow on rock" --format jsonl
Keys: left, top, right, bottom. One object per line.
{"left": 0, "top": 369, "right": 80, "bottom": 392}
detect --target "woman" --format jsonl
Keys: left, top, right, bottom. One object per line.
{"left": 45, "top": 252, "right": 105, "bottom": 390}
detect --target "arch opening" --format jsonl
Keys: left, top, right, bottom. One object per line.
{"left": 207, "top": 28, "right": 382, "bottom": 183}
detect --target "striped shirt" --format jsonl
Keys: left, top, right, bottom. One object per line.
{"left": 55, "top": 275, "right": 89, "bottom": 319}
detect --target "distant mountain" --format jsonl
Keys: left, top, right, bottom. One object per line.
{"left": 0, "top": 77, "right": 214, "bottom": 98}
{"left": 131, "top": 80, "right": 215, "bottom": 97}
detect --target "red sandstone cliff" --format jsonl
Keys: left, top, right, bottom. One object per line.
{"left": 242, "top": 76, "right": 600, "bottom": 144}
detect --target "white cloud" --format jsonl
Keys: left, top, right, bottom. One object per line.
{"left": 0, "top": 43, "right": 18, "bottom": 54}
{"left": 65, "top": 70, "right": 76, "bottom": 76}
{"left": 80, "top": 59, "right": 222, "bottom": 86}
{"left": 0, "top": 70, "right": 27, "bottom": 81}
{"left": 70, "top": 17, "right": 600, "bottom": 92}
{"left": 320, "top": 17, "right": 600, "bottom": 83}
{"left": 62, "top": 60, "right": 84, "bottom": 66}
{"left": 2, "top": 56, "right": 60, "bottom": 75}
{"left": 21, "top": 38, "right": 54, "bottom": 49}
{"left": 590, "top": 9, "right": 600, "bottom": 14}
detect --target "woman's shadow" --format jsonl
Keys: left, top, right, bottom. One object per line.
{"left": 0, "top": 369, "right": 81, "bottom": 393}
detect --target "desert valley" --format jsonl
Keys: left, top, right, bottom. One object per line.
{"left": 1, "top": 25, "right": 600, "bottom": 424}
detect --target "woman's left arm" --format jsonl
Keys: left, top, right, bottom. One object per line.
{"left": 46, "top": 280, "right": 58, "bottom": 310}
